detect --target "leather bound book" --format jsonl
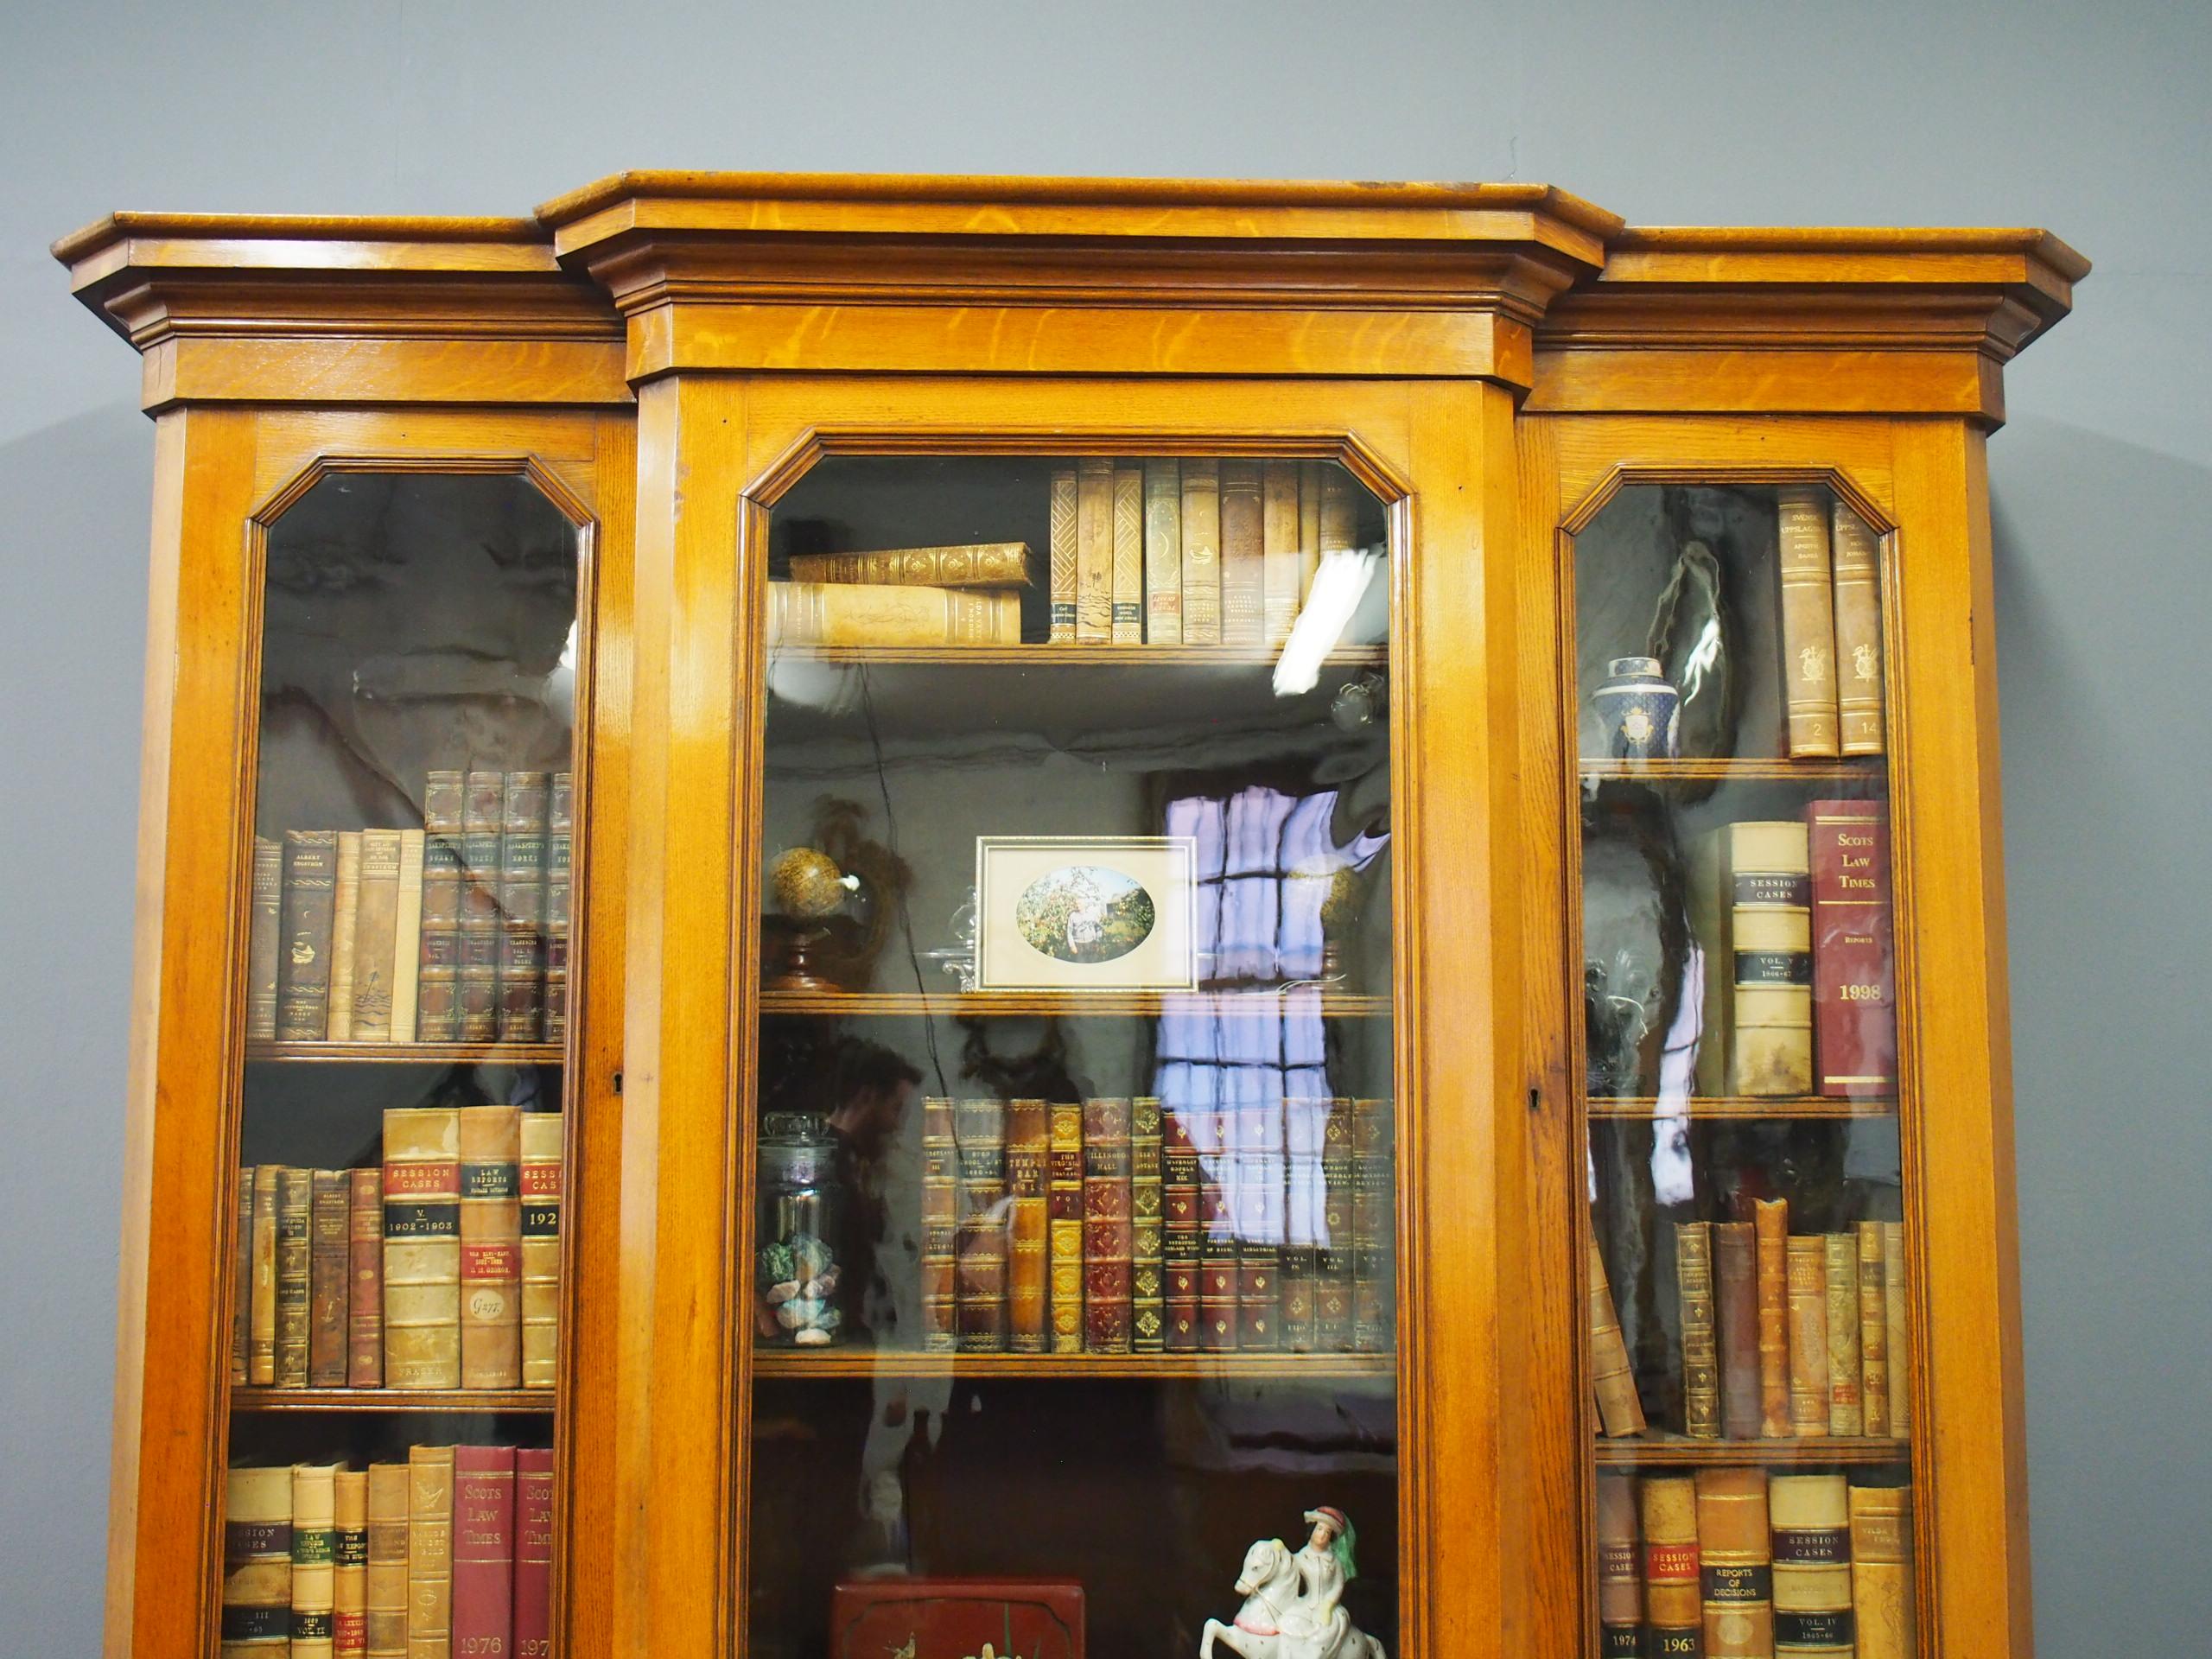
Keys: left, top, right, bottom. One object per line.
{"left": 250, "top": 1165, "right": 280, "bottom": 1385}
{"left": 460, "top": 1105, "right": 524, "bottom": 1389}
{"left": 1588, "top": 1236, "right": 1646, "bottom": 1437}
{"left": 1770, "top": 1473, "right": 1853, "bottom": 1657}
{"left": 543, "top": 773, "right": 571, "bottom": 1046}
{"left": 1180, "top": 457, "right": 1223, "bottom": 645}
{"left": 391, "top": 830, "right": 425, "bottom": 1043}
{"left": 789, "top": 543, "right": 1033, "bottom": 588}
{"left": 1695, "top": 1466, "right": 1774, "bottom": 1659}
{"left": 231, "top": 1169, "right": 253, "bottom": 1384}
{"left": 1808, "top": 800, "right": 1897, "bottom": 1097}
{"left": 1297, "top": 461, "right": 1324, "bottom": 605}
{"left": 1081, "top": 1097, "right": 1134, "bottom": 1353}
{"left": 1848, "top": 1484, "right": 1915, "bottom": 1659}
{"left": 1130, "top": 1096, "right": 1165, "bottom": 1352}
{"left": 349, "top": 1167, "right": 385, "bottom": 1388}
{"left": 1640, "top": 1475, "right": 1704, "bottom": 1658}
{"left": 365, "top": 1463, "right": 410, "bottom": 1659}
{"left": 353, "top": 830, "right": 404, "bottom": 1041}
{"left": 1776, "top": 486, "right": 1842, "bottom": 758}
{"left": 499, "top": 772, "right": 550, "bottom": 1043}
{"left": 460, "top": 772, "right": 504, "bottom": 1044}
{"left": 310, "top": 1169, "right": 352, "bottom": 1387}
{"left": 1006, "top": 1100, "right": 1051, "bottom": 1353}
{"left": 1318, "top": 466, "right": 1357, "bottom": 590}
{"left": 276, "top": 1166, "right": 313, "bottom": 1388}
{"left": 248, "top": 836, "right": 284, "bottom": 1040}
{"left": 406, "top": 1444, "right": 455, "bottom": 1659}
{"left": 1883, "top": 1223, "right": 1909, "bottom": 1440}
{"left": 513, "top": 1448, "right": 554, "bottom": 1659}
{"left": 1676, "top": 1221, "right": 1720, "bottom": 1440}
{"left": 1075, "top": 457, "right": 1113, "bottom": 642}
{"left": 955, "top": 1097, "right": 1009, "bottom": 1352}
{"left": 1164, "top": 1212, "right": 1201, "bottom": 1353}
{"left": 327, "top": 833, "right": 362, "bottom": 1041}
{"left": 1856, "top": 1222, "right": 1889, "bottom": 1436}
{"left": 384, "top": 1107, "right": 462, "bottom": 1389}
{"left": 221, "top": 1465, "right": 293, "bottom": 1657}
{"left": 1110, "top": 464, "right": 1144, "bottom": 644}
{"left": 1048, "top": 466, "right": 1077, "bottom": 643}
{"left": 293, "top": 1463, "right": 340, "bottom": 1659}
{"left": 1714, "top": 1220, "right": 1762, "bottom": 1440}
{"left": 1142, "top": 460, "right": 1182, "bottom": 643}
{"left": 1218, "top": 461, "right": 1265, "bottom": 646}
{"left": 1595, "top": 1472, "right": 1643, "bottom": 1658}
{"left": 519, "top": 1113, "right": 563, "bottom": 1389}
{"left": 417, "top": 772, "right": 465, "bottom": 1043}
{"left": 1262, "top": 460, "right": 1300, "bottom": 647}
{"left": 1351, "top": 1097, "right": 1394, "bottom": 1353}
{"left": 1754, "top": 1198, "right": 1794, "bottom": 1437}
{"left": 1236, "top": 1224, "right": 1279, "bottom": 1351}
{"left": 920, "top": 1098, "right": 958, "bottom": 1352}
{"left": 1046, "top": 1102, "right": 1084, "bottom": 1354}
{"left": 1785, "top": 1235, "right": 1830, "bottom": 1435}
{"left": 1316, "top": 1098, "right": 1356, "bottom": 1352}
{"left": 1829, "top": 501, "right": 1886, "bottom": 756}
{"left": 496, "top": 926, "right": 543, "bottom": 1044}
{"left": 277, "top": 830, "right": 340, "bottom": 1040}
{"left": 1823, "top": 1233, "right": 1863, "bottom": 1435}
{"left": 1199, "top": 1212, "right": 1238, "bottom": 1351}
{"left": 767, "top": 582, "right": 1025, "bottom": 646}
{"left": 334, "top": 1468, "right": 368, "bottom": 1659}
{"left": 451, "top": 1445, "right": 516, "bottom": 1659}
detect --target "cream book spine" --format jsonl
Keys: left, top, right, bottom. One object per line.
{"left": 327, "top": 832, "right": 363, "bottom": 1041}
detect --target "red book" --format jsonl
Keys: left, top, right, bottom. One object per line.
{"left": 1808, "top": 799, "right": 1897, "bottom": 1096}
{"left": 452, "top": 1444, "right": 516, "bottom": 1659}
{"left": 514, "top": 1448, "right": 554, "bottom": 1659}
{"left": 346, "top": 1167, "right": 383, "bottom": 1385}
{"left": 830, "top": 1578, "right": 1083, "bottom": 1659}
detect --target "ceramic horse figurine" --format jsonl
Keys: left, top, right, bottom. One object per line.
{"left": 1199, "top": 1510, "right": 1386, "bottom": 1659}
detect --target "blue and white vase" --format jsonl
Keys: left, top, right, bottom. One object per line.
{"left": 1592, "top": 656, "right": 1681, "bottom": 760}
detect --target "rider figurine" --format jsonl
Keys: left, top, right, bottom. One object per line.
{"left": 1283, "top": 1506, "right": 1357, "bottom": 1657}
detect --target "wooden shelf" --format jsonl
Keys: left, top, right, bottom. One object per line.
{"left": 1595, "top": 1434, "right": 1909, "bottom": 1467}
{"left": 1579, "top": 758, "right": 1884, "bottom": 784}
{"left": 772, "top": 644, "right": 1387, "bottom": 668}
{"left": 232, "top": 1387, "right": 553, "bottom": 1414}
{"left": 1587, "top": 1096, "right": 1897, "bottom": 1121}
{"left": 752, "top": 1350, "right": 1395, "bottom": 1380}
{"left": 761, "top": 988, "right": 1389, "bottom": 1020}
{"left": 245, "top": 1040, "right": 564, "bottom": 1065}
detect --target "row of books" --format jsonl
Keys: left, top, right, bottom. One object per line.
{"left": 230, "top": 1109, "right": 563, "bottom": 1392}
{"left": 221, "top": 1446, "right": 550, "bottom": 1659}
{"left": 249, "top": 769, "right": 571, "bottom": 1047}
{"left": 1599, "top": 1471, "right": 1914, "bottom": 1659}
{"left": 922, "top": 1095, "right": 1393, "bottom": 1355}
{"left": 1777, "top": 487, "right": 1887, "bottom": 759}
{"left": 1588, "top": 1209, "right": 1908, "bottom": 1442}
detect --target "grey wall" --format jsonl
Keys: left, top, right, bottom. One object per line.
{"left": 3, "top": 0, "right": 2204, "bottom": 1649}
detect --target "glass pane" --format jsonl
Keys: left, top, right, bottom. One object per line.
{"left": 222, "top": 473, "right": 580, "bottom": 1659}
{"left": 1573, "top": 483, "right": 1913, "bottom": 1659}
{"left": 747, "top": 454, "right": 1398, "bottom": 1659}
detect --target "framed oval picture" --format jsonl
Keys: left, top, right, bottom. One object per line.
{"left": 975, "top": 836, "right": 1198, "bottom": 991}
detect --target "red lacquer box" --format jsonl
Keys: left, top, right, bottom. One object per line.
{"left": 830, "top": 1578, "right": 1084, "bottom": 1659}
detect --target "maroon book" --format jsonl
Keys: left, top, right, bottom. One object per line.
{"left": 452, "top": 1445, "right": 516, "bottom": 1659}
{"left": 830, "top": 1578, "right": 1083, "bottom": 1659}
{"left": 514, "top": 1447, "right": 554, "bottom": 1659}
{"left": 1808, "top": 799, "right": 1897, "bottom": 1096}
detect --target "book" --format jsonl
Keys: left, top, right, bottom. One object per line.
{"left": 1082, "top": 1096, "right": 1134, "bottom": 1353}
{"left": 767, "top": 581, "right": 1025, "bottom": 647}
{"left": 542, "top": 773, "right": 572, "bottom": 1045}
{"left": 1589, "top": 1236, "right": 1647, "bottom": 1437}
{"left": 1808, "top": 800, "right": 1897, "bottom": 1096}
{"left": 250, "top": 1165, "right": 280, "bottom": 1385}
{"left": 1883, "top": 1222, "right": 1909, "bottom": 1439}
{"left": 276, "top": 830, "right": 340, "bottom": 1039}
{"left": 1754, "top": 1198, "right": 1794, "bottom": 1439}
{"left": 1233, "top": 1104, "right": 1281, "bottom": 1353}
{"left": 385, "top": 1107, "right": 462, "bottom": 1389}
{"left": 1318, "top": 465, "right": 1357, "bottom": 578}
{"left": 1200, "top": 1180, "right": 1240, "bottom": 1352}
{"left": 276, "top": 1166, "right": 314, "bottom": 1388}
{"left": 1595, "top": 1472, "right": 1643, "bottom": 1658}
{"left": 1857, "top": 1222, "right": 1890, "bottom": 1436}
{"left": 1262, "top": 459, "right": 1300, "bottom": 647}
{"left": 1770, "top": 1473, "right": 1853, "bottom": 1657}
{"left": 293, "top": 1463, "right": 340, "bottom": 1659}
{"left": 1111, "top": 464, "right": 1143, "bottom": 644}
{"left": 353, "top": 830, "right": 404, "bottom": 1040}
{"left": 391, "top": 830, "right": 425, "bottom": 1044}
{"left": 417, "top": 771, "right": 465, "bottom": 1043}
{"left": 460, "top": 1104, "right": 524, "bottom": 1389}
{"left": 1297, "top": 461, "right": 1324, "bottom": 605}
{"left": 231, "top": 1168, "right": 254, "bottom": 1384}
{"left": 1848, "top": 1484, "right": 1915, "bottom": 1659}
{"left": 349, "top": 1167, "right": 385, "bottom": 1386}
{"left": 1713, "top": 1220, "right": 1762, "bottom": 1440}
{"left": 1163, "top": 1106, "right": 1201, "bottom": 1353}
{"left": 1785, "top": 1236, "right": 1830, "bottom": 1436}
{"left": 919, "top": 1097, "right": 957, "bottom": 1352}
{"left": 788, "top": 543, "right": 1033, "bottom": 588}
{"left": 1279, "top": 1096, "right": 1321, "bottom": 1354}
{"left": 1351, "top": 1097, "right": 1394, "bottom": 1352}
{"left": 247, "top": 835, "right": 283, "bottom": 1040}
{"left": 1777, "top": 486, "right": 1841, "bottom": 757}
{"left": 1695, "top": 1466, "right": 1774, "bottom": 1658}
{"left": 1046, "top": 1102, "right": 1084, "bottom": 1354}
{"left": 1830, "top": 501, "right": 1885, "bottom": 755}
{"left": 222, "top": 1464, "right": 293, "bottom": 1656}
{"left": 1314, "top": 1097, "right": 1355, "bottom": 1352}
{"left": 1824, "top": 1232, "right": 1864, "bottom": 1435}
{"left": 499, "top": 774, "right": 550, "bottom": 1042}
{"left": 1676, "top": 1220, "right": 1720, "bottom": 1439}
{"left": 1727, "top": 821, "right": 1813, "bottom": 1097}
{"left": 310, "top": 1169, "right": 352, "bottom": 1387}
{"left": 1130, "top": 1095, "right": 1166, "bottom": 1353}
{"left": 1180, "top": 458, "right": 1223, "bottom": 645}
{"left": 514, "top": 1448, "right": 555, "bottom": 1659}
{"left": 1218, "top": 461, "right": 1265, "bottom": 646}
{"left": 1005, "top": 1099, "right": 1050, "bottom": 1354}
{"left": 1142, "top": 460, "right": 1182, "bottom": 643}
{"left": 328, "top": 832, "right": 363, "bottom": 1041}
{"left": 519, "top": 1113, "right": 563, "bottom": 1388}
{"left": 1048, "top": 466, "right": 1077, "bottom": 644}
{"left": 954, "top": 1097, "right": 1009, "bottom": 1353}
{"left": 1641, "top": 1475, "right": 1703, "bottom": 1658}
{"left": 407, "top": 1444, "right": 455, "bottom": 1659}
{"left": 1075, "top": 457, "right": 1113, "bottom": 642}
{"left": 460, "top": 772, "right": 504, "bottom": 1044}
{"left": 334, "top": 1468, "right": 369, "bottom": 1659}
{"left": 451, "top": 1445, "right": 516, "bottom": 1659}
{"left": 365, "top": 1463, "right": 411, "bottom": 1659}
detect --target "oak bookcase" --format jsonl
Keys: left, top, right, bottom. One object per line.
{"left": 56, "top": 175, "right": 2082, "bottom": 1659}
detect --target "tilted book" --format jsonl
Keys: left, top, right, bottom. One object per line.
{"left": 221, "top": 1465, "right": 293, "bottom": 1657}
{"left": 767, "top": 581, "right": 1024, "bottom": 647}
{"left": 1082, "top": 1097, "right": 1134, "bottom": 1353}
{"left": 334, "top": 1468, "right": 368, "bottom": 1659}
{"left": 1776, "top": 486, "right": 1842, "bottom": 757}
{"left": 1823, "top": 1233, "right": 1864, "bottom": 1435}
{"left": 406, "top": 1445, "right": 455, "bottom": 1659}
{"left": 1005, "top": 1099, "right": 1051, "bottom": 1354}
{"left": 1047, "top": 467, "right": 1077, "bottom": 644}
{"left": 1046, "top": 1102, "right": 1084, "bottom": 1355}
{"left": 1218, "top": 461, "right": 1265, "bottom": 646}
{"left": 1857, "top": 1221, "right": 1890, "bottom": 1436}
{"left": 348, "top": 1167, "right": 384, "bottom": 1389}
{"left": 1753, "top": 1198, "right": 1795, "bottom": 1439}
{"left": 1849, "top": 1484, "right": 1915, "bottom": 1659}
{"left": 292, "top": 1463, "right": 340, "bottom": 1659}
{"left": 1142, "top": 461, "right": 1182, "bottom": 643}
{"left": 1676, "top": 1220, "right": 1720, "bottom": 1439}
{"left": 247, "top": 835, "right": 283, "bottom": 1041}
{"left": 276, "top": 830, "right": 340, "bottom": 1040}
{"left": 1262, "top": 460, "right": 1301, "bottom": 647}
{"left": 1770, "top": 1473, "right": 1853, "bottom": 1657}
{"left": 1808, "top": 800, "right": 1897, "bottom": 1097}
{"left": 1595, "top": 1472, "right": 1643, "bottom": 1657}
{"left": 364, "top": 1463, "right": 410, "bottom": 1659}
{"left": 451, "top": 1445, "right": 516, "bottom": 1659}
{"left": 788, "top": 543, "right": 1033, "bottom": 588}
{"left": 1713, "top": 1219, "right": 1763, "bottom": 1440}
{"left": 327, "top": 832, "right": 362, "bottom": 1041}
{"left": 309, "top": 1169, "right": 352, "bottom": 1387}
{"left": 1075, "top": 457, "right": 1113, "bottom": 642}
{"left": 1694, "top": 1466, "right": 1774, "bottom": 1658}
{"left": 519, "top": 1112, "right": 563, "bottom": 1389}
{"left": 352, "top": 830, "right": 404, "bottom": 1041}
{"left": 384, "top": 1108, "right": 461, "bottom": 1389}
{"left": 460, "top": 1104, "right": 524, "bottom": 1389}
{"left": 514, "top": 1448, "right": 555, "bottom": 1659}
{"left": 1639, "top": 1476, "right": 1703, "bottom": 1659}
{"left": 275, "top": 1167, "right": 313, "bottom": 1388}
{"left": 1784, "top": 1235, "right": 1830, "bottom": 1436}
{"left": 1179, "top": 458, "right": 1223, "bottom": 644}
{"left": 1830, "top": 499, "right": 1886, "bottom": 755}
{"left": 918, "top": 1097, "right": 957, "bottom": 1352}
{"left": 1588, "top": 1236, "right": 1648, "bottom": 1438}
{"left": 1111, "top": 464, "right": 1144, "bottom": 644}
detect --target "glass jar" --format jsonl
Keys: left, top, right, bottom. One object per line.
{"left": 755, "top": 1110, "right": 848, "bottom": 1346}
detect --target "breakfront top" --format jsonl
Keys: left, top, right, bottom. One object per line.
{"left": 58, "top": 175, "right": 2079, "bottom": 1659}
